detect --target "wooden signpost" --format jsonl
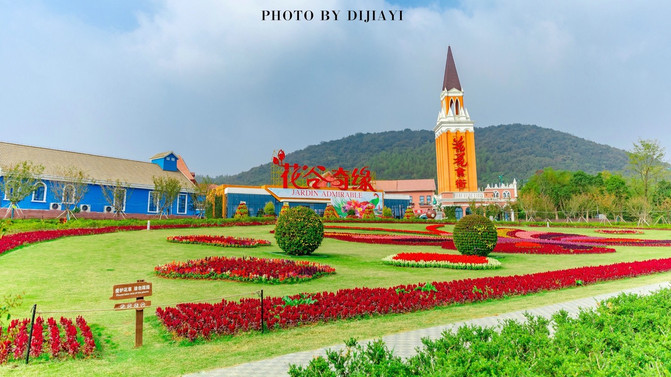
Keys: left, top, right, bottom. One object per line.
{"left": 111, "top": 280, "right": 152, "bottom": 348}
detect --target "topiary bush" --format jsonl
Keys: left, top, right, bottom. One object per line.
{"left": 275, "top": 206, "right": 324, "bottom": 255}
{"left": 263, "top": 201, "right": 276, "bottom": 217}
{"left": 233, "top": 202, "right": 249, "bottom": 219}
{"left": 279, "top": 202, "right": 290, "bottom": 216}
{"left": 323, "top": 204, "right": 339, "bottom": 220}
{"left": 453, "top": 214, "right": 498, "bottom": 256}
{"left": 403, "top": 206, "right": 415, "bottom": 219}
{"left": 362, "top": 205, "right": 376, "bottom": 219}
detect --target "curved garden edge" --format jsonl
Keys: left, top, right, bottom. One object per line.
{"left": 155, "top": 256, "right": 671, "bottom": 341}
{"left": 0, "top": 219, "right": 275, "bottom": 257}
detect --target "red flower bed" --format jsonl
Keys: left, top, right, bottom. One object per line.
{"left": 595, "top": 229, "right": 644, "bottom": 234}
{"left": 156, "top": 257, "right": 671, "bottom": 341}
{"left": 383, "top": 252, "right": 500, "bottom": 269}
{"left": 0, "top": 316, "right": 95, "bottom": 364}
{"left": 324, "top": 225, "right": 434, "bottom": 235}
{"left": 324, "top": 232, "right": 447, "bottom": 246}
{"left": 155, "top": 256, "right": 335, "bottom": 284}
{"left": 167, "top": 235, "right": 271, "bottom": 248}
{"left": 441, "top": 239, "right": 615, "bottom": 254}
{"left": 425, "top": 224, "right": 451, "bottom": 235}
{"left": 0, "top": 220, "right": 273, "bottom": 256}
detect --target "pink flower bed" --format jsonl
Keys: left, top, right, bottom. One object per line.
{"left": 156, "top": 257, "right": 671, "bottom": 341}
{"left": 595, "top": 229, "right": 644, "bottom": 234}
{"left": 324, "top": 232, "right": 447, "bottom": 246}
{"left": 155, "top": 256, "right": 335, "bottom": 284}
{"left": 324, "top": 225, "right": 434, "bottom": 235}
{"left": 382, "top": 252, "right": 501, "bottom": 269}
{"left": 0, "top": 220, "right": 273, "bottom": 256}
{"left": 167, "top": 235, "right": 271, "bottom": 248}
{"left": 0, "top": 316, "right": 95, "bottom": 364}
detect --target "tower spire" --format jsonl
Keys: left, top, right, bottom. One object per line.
{"left": 442, "top": 46, "right": 462, "bottom": 91}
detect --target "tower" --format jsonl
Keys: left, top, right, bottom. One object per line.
{"left": 435, "top": 46, "right": 478, "bottom": 196}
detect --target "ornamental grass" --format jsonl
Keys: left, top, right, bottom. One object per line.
{"left": 382, "top": 252, "right": 501, "bottom": 270}
{"left": 155, "top": 256, "right": 335, "bottom": 284}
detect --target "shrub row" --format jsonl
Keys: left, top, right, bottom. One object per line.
{"left": 289, "top": 288, "right": 671, "bottom": 376}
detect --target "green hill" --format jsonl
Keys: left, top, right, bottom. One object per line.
{"left": 205, "top": 124, "right": 629, "bottom": 186}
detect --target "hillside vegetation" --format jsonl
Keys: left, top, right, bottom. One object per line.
{"left": 206, "top": 124, "right": 629, "bottom": 186}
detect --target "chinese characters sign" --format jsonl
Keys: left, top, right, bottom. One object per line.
{"left": 452, "top": 136, "right": 468, "bottom": 190}
{"left": 114, "top": 300, "right": 151, "bottom": 311}
{"left": 272, "top": 149, "right": 375, "bottom": 191}
{"left": 110, "top": 282, "right": 152, "bottom": 300}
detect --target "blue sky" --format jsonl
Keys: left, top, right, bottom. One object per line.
{"left": 1, "top": 0, "right": 670, "bottom": 177}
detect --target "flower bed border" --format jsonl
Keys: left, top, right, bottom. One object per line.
{"left": 0, "top": 220, "right": 274, "bottom": 257}
{"left": 155, "top": 256, "right": 336, "bottom": 284}
{"left": 382, "top": 252, "right": 501, "bottom": 270}
{"left": 166, "top": 235, "right": 271, "bottom": 248}
{"left": 156, "top": 257, "right": 671, "bottom": 341}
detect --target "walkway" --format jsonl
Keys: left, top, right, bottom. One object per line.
{"left": 186, "top": 281, "right": 671, "bottom": 377}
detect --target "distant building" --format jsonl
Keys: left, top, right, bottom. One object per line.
{"left": 0, "top": 142, "right": 197, "bottom": 218}
{"left": 373, "top": 179, "right": 436, "bottom": 215}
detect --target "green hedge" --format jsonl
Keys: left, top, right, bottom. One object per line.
{"left": 290, "top": 288, "right": 671, "bottom": 376}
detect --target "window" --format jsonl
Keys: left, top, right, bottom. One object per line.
{"left": 177, "top": 193, "right": 187, "bottom": 214}
{"left": 114, "top": 188, "right": 127, "bottom": 211}
{"left": 148, "top": 191, "right": 159, "bottom": 213}
{"left": 419, "top": 196, "right": 424, "bottom": 205}
{"left": 62, "top": 184, "right": 75, "bottom": 204}
{"left": 493, "top": 191, "right": 500, "bottom": 199}
{"left": 503, "top": 191, "right": 511, "bottom": 199}
{"left": 32, "top": 182, "right": 47, "bottom": 202}
{"left": 426, "top": 195, "right": 432, "bottom": 204}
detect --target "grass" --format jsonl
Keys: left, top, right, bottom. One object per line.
{"left": 1, "top": 223, "right": 671, "bottom": 376}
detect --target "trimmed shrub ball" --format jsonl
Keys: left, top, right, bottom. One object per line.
{"left": 275, "top": 206, "right": 324, "bottom": 255}
{"left": 453, "top": 214, "right": 498, "bottom": 256}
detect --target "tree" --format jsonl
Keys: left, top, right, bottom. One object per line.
{"left": 189, "top": 178, "right": 212, "bottom": 219}
{"left": 652, "top": 180, "right": 671, "bottom": 207}
{"left": 50, "top": 166, "right": 91, "bottom": 220}
{"left": 152, "top": 176, "right": 182, "bottom": 219}
{"left": 604, "top": 174, "right": 629, "bottom": 221}
{"left": 0, "top": 161, "right": 44, "bottom": 219}
{"left": 626, "top": 195, "right": 652, "bottom": 226}
{"left": 628, "top": 139, "right": 666, "bottom": 201}
{"left": 99, "top": 179, "right": 132, "bottom": 218}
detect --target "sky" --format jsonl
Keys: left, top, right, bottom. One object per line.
{"left": 1, "top": 0, "right": 670, "bottom": 177}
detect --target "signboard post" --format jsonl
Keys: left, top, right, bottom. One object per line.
{"left": 111, "top": 280, "right": 152, "bottom": 348}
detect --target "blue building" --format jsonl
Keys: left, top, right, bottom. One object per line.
{"left": 219, "top": 186, "right": 411, "bottom": 219}
{"left": 0, "top": 142, "right": 198, "bottom": 218}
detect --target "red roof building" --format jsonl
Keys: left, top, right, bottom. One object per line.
{"left": 374, "top": 179, "right": 436, "bottom": 215}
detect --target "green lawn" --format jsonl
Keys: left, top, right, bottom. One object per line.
{"left": 1, "top": 223, "right": 671, "bottom": 376}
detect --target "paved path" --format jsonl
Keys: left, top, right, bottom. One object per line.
{"left": 186, "top": 281, "right": 671, "bottom": 377}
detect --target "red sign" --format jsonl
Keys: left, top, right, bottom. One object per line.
{"left": 452, "top": 136, "right": 468, "bottom": 190}
{"left": 114, "top": 300, "right": 152, "bottom": 311}
{"left": 110, "top": 282, "right": 152, "bottom": 300}
{"left": 272, "top": 149, "right": 375, "bottom": 191}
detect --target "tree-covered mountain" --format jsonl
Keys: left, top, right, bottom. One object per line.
{"left": 205, "top": 124, "right": 630, "bottom": 186}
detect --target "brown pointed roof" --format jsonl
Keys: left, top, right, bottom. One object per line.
{"left": 0, "top": 142, "right": 195, "bottom": 189}
{"left": 442, "top": 46, "right": 462, "bottom": 91}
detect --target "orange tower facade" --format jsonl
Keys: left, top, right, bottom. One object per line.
{"left": 435, "top": 46, "right": 478, "bottom": 196}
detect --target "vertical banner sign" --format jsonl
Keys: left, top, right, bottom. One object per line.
{"left": 452, "top": 135, "right": 468, "bottom": 190}
{"left": 110, "top": 280, "right": 152, "bottom": 348}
